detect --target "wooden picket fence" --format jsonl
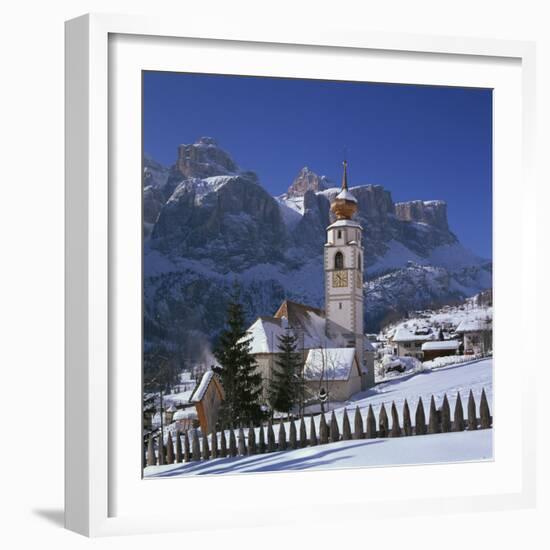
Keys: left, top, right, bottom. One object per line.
{"left": 144, "top": 388, "right": 492, "bottom": 467}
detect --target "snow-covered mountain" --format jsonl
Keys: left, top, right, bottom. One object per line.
{"left": 143, "top": 137, "right": 492, "bottom": 357}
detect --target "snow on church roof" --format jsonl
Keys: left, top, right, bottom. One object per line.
{"left": 336, "top": 189, "right": 358, "bottom": 203}
{"left": 303, "top": 348, "right": 357, "bottom": 381}
{"left": 244, "top": 317, "right": 288, "bottom": 354}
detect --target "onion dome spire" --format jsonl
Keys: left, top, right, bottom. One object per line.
{"left": 330, "top": 159, "right": 358, "bottom": 220}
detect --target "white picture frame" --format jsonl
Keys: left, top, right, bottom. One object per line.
{"left": 65, "top": 12, "right": 537, "bottom": 537}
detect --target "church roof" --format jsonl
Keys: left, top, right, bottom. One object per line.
{"left": 274, "top": 299, "right": 324, "bottom": 327}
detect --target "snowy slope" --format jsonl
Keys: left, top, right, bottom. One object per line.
{"left": 145, "top": 358, "right": 493, "bottom": 477}
{"left": 144, "top": 430, "right": 492, "bottom": 477}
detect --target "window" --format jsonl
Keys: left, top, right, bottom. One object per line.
{"left": 358, "top": 252, "right": 362, "bottom": 269}
{"left": 334, "top": 251, "right": 344, "bottom": 269}
{"left": 337, "top": 230, "right": 342, "bottom": 239}
{"left": 339, "top": 302, "right": 342, "bottom": 310}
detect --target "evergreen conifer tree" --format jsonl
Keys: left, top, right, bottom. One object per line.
{"left": 213, "top": 286, "right": 263, "bottom": 426}
{"left": 268, "top": 328, "right": 302, "bottom": 414}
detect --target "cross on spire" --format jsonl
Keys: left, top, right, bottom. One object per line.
{"left": 341, "top": 159, "right": 349, "bottom": 191}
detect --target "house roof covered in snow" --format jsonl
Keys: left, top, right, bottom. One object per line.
{"left": 455, "top": 318, "right": 492, "bottom": 333}
{"left": 189, "top": 370, "right": 224, "bottom": 403}
{"left": 173, "top": 407, "right": 198, "bottom": 421}
{"left": 303, "top": 348, "right": 358, "bottom": 381}
{"left": 421, "top": 340, "right": 460, "bottom": 351}
{"left": 392, "top": 326, "right": 434, "bottom": 343}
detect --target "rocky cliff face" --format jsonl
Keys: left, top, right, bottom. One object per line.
{"left": 144, "top": 138, "right": 491, "bottom": 357}
{"left": 286, "top": 166, "right": 331, "bottom": 197}
{"left": 395, "top": 200, "right": 449, "bottom": 232}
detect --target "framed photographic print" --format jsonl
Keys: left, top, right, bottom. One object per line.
{"left": 65, "top": 13, "right": 537, "bottom": 537}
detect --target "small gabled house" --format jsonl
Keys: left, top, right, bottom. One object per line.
{"left": 455, "top": 318, "right": 492, "bottom": 355}
{"left": 391, "top": 326, "right": 434, "bottom": 360}
{"left": 190, "top": 370, "right": 225, "bottom": 434}
{"left": 421, "top": 340, "right": 461, "bottom": 361}
{"left": 303, "top": 348, "right": 362, "bottom": 402}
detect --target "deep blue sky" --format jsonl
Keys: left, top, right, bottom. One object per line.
{"left": 143, "top": 72, "right": 492, "bottom": 258}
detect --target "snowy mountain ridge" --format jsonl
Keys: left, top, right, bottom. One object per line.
{"left": 143, "top": 138, "right": 492, "bottom": 356}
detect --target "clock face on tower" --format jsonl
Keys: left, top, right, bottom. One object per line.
{"left": 332, "top": 270, "right": 348, "bottom": 288}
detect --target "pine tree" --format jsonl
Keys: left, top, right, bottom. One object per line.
{"left": 269, "top": 328, "right": 302, "bottom": 414}
{"left": 415, "top": 398, "right": 426, "bottom": 435}
{"left": 213, "top": 286, "right": 263, "bottom": 426}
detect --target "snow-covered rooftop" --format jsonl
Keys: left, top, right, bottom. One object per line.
{"left": 392, "top": 327, "right": 434, "bottom": 342}
{"left": 173, "top": 407, "right": 198, "bottom": 421}
{"left": 244, "top": 317, "right": 288, "bottom": 354}
{"left": 303, "top": 348, "right": 357, "bottom": 381}
{"left": 190, "top": 370, "right": 215, "bottom": 403}
{"left": 327, "top": 219, "right": 362, "bottom": 230}
{"left": 421, "top": 340, "right": 460, "bottom": 351}
{"left": 455, "top": 318, "right": 492, "bottom": 333}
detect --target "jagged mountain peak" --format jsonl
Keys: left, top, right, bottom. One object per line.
{"left": 286, "top": 166, "right": 331, "bottom": 197}
{"left": 175, "top": 137, "right": 239, "bottom": 180}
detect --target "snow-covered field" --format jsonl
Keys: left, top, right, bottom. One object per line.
{"left": 144, "top": 358, "right": 493, "bottom": 478}
{"left": 145, "top": 430, "right": 492, "bottom": 478}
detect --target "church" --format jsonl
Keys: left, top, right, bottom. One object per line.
{"left": 244, "top": 161, "right": 375, "bottom": 405}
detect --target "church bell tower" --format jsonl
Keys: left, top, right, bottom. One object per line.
{"left": 324, "top": 161, "right": 364, "bottom": 369}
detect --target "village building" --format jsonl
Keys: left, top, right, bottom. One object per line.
{"left": 456, "top": 318, "right": 492, "bottom": 355}
{"left": 303, "top": 348, "right": 362, "bottom": 402}
{"left": 190, "top": 370, "right": 225, "bottom": 433}
{"left": 391, "top": 326, "right": 435, "bottom": 360}
{"left": 421, "top": 340, "right": 461, "bottom": 362}
{"left": 243, "top": 160, "right": 375, "bottom": 405}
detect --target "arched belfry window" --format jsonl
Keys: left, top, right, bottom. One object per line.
{"left": 334, "top": 251, "right": 344, "bottom": 269}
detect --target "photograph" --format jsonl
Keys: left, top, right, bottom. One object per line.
{"left": 141, "top": 71, "right": 493, "bottom": 478}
